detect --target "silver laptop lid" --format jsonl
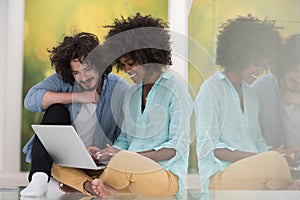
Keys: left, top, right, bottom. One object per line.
{"left": 31, "top": 124, "right": 106, "bottom": 170}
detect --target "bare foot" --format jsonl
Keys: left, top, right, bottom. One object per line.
{"left": 84, "top": 181, "right": 96, "bottom": 196}
{"left": 59, "top": 183, "right": 80, "bottom": 193}
{"left": 91, "top": 179, "right": 116, "bottom": 198}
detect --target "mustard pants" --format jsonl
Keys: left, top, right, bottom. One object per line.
{"left": 52, "top": 150, "right": 178, "bottom": 196}
{"left": 210, "top": 151, "right": 293, "bottom": 190}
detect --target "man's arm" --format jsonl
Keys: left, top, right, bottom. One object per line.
{"left": 41, "top": 90, "right": 98, "bottom": 110}
{"left": 97, "top": 145, "right": 176, "bottom": 162}
{"left": 24, "top": 73, "right": 98, "bottom": 111}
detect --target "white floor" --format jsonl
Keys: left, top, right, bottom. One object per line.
{"left": 2, "top": 187, "right": 300, "bottom": 200}
{"left": 2, "top": 173, "right": 300, "bottom": 200}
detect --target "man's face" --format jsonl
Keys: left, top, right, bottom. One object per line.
{"left": 283, "top": 65, "right": 300, "bottom": 93}
{"left": 70, "top": 59, "right": 101, "bottom": 90}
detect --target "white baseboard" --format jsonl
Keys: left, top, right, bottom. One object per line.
{"left": 0, "top": 172, "right": 29, "bottom": 187}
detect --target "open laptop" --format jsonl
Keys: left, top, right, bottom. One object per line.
{"left": 31, "top": 124, "right": 107, "bottom": 170}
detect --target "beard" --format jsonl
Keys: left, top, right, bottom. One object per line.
{"left": 79, "top": 77, "right": 99, "bottom": 91}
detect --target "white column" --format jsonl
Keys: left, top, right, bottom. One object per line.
{"left": 0, "top": 0, "right": 7, "bottom": 173}
{"left": 168, "top": 0, "right": 191, "bottom": 81}
{"left": 1, "top": 0, "right": 25, "bottom": 173}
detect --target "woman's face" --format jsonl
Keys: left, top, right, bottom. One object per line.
{"left": 241, "top": 59, "right": 267, "bottom": 84}
{"left": 120, "top": 57, "right": 146, "bottom": 84}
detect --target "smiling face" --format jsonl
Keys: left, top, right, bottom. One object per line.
{"left": 241, "top": 59, "right": 268, "bottom": 84}
{"left": 70, "top": 58, "right": 100, "bottom": 90}
{"left": 120, "top": 57, "right": 146, "bottom": 84}
{"left": 283, "top": 66, "right": 300, "bottom": 93}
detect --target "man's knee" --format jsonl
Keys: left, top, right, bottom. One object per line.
{"left": 41, "top": 104, "right": 70, "bottom": 125}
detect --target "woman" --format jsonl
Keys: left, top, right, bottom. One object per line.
{"left": 53, "top": 13, "right": 192, "bottom": 198}
{"left": 195, "top": 14, "right": 300, "bottom": 193}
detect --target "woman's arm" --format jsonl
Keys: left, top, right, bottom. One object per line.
{"left": 98, "top": 146, "right": 176, "bottom": 162}
{"left": 214, "top": 148, "right": 256, "bottom": 162}
{"left": 138, "top": 148, "right": 176, "bottom": 162}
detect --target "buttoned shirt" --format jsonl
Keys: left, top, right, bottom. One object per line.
{"left": 23, "top": 73, "right": 129, "bottom": 162}
{"left": 113, "top": 69, "right": 193, "bottom": 196}
{"left": 195, "top": 71, "right": 270, "bottom": 192}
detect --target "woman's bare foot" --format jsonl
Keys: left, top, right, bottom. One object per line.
{"left": 91, "top": 179, "right": 116, "bottom": 198}
{"left": 84, "top": 181, "right": 96, "bottom": 196}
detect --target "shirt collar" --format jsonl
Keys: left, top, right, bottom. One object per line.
{"left": 215, "top": 70, "right": 246, "bottom": 87}
{"left": 102, "top": 76, "right": 108, "bottom": 91}
{"left": 215, "top": 70, "right": 227, "bottom": 80}
{"left": 137, "top": 68, "right": 171, "bottom": 87}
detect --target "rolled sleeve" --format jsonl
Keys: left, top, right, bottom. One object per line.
{"left": 154, "top": 85, "right": 192, "bottom": 162}
{"left": 24, "top": 88, "right": 48, "bottom": 112}
{"left": 212, "top": 140, "right": 235, "bottom": 171}
{"left": 214, "top": 140, "right": 236, "bottom": 151}
{"left": 195, "top": 81, "right": 222, "bottom": 158}
{"left": 24, "top": 73, "right": 72, "bottom": 112}
{"left": 113, "top": 132, "right": 129, "bottom": 150}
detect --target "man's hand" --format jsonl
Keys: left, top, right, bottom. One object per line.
{"left": 73, "top": 90, "right": 98, "bottom": 104}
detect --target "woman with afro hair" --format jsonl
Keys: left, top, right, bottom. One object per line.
{"left": 53, "top": 13, "right": 193, "bottom": 198}
{"left": 195, "top": 14, "right": 300, "bottom": 193}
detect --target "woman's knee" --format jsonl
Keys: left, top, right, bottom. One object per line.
{"left": 259, "top": 151, "right": 288, "bottom": 168}
{"left": 107, "top": 150, "right": 162, "bottom": 173}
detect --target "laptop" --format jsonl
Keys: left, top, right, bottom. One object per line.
{"left": 31, "top": 124, "right": 107, "bottom": 170}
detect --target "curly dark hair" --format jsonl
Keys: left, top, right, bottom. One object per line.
{"left": 47, "top": 32, "right": 99, "bottom": 84}
{"left": 103, "top": 12, "right": 172, "bottom": 71}
{"left": 216, "top": 14, "right": 282, "bottom": 70}
{"left": 275, "top": 34, "right": 300, "bottom": 79}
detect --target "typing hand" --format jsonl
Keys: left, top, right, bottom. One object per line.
{"left": 286, "top": 148, "right": 300, "bottom": 167}
{"left": 87, "top": 146, "right": 102, "bottom": 162}
{"left": 96, "top": 144, "right": 121, "bottom": 161}
{"left": 276, "top": 146, "right": 300, "bottom": 167}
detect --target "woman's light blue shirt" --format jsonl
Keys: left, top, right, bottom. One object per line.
{"left": 113, "top": 69, "right": 193, "bottom": 197}
{"left": 195, "top": 71, "right": 270, "bottom": 192}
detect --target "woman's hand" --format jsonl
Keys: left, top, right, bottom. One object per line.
{"left": 97, "top": 144, "right": 121, "bottom": 161}
{"left": 87, "top": 146, "right": 102, "bottom": 162}
{"left": 275, "top": 146, "right": 300, "bottom": 167}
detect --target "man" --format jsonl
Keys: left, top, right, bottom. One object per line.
{"left": 252, "top": 34, "right": 300, "bottom": 151}
{"left": 20, "top": 32, "right": 129, "bottom": 197}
